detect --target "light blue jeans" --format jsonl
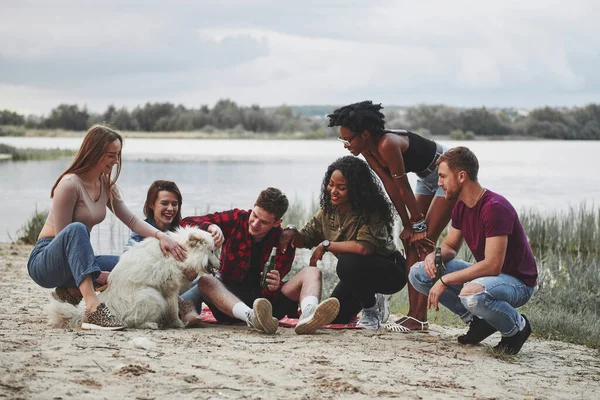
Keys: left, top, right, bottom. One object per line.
{"left": 180, "top": 278, "right": 203, "bottom": 312}
{"left": 414, "top": 144, "right": 449, "bottom": 198}
{"left": 27, "top": 222, "right": 119, "bottom": 289}
{"left": 409, "top": 258, "right": 534, "bottom": 336}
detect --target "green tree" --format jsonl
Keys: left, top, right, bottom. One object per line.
{"left": 211, "top": 99, "right": 243, "bottom": 129}
{"left": 131, "top": 103, "right": 177, "bottom": 131}
{"left": 44, "top": 104, "right": 89, "bottom": 130}
{"left": 459, "top": 107, "right": 510, "bottom": 136}
{"left": 0, "top": 110, "right": 25, "bottom": 125}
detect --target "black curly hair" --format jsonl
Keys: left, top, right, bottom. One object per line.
{"left": 320, "top": 156, "right": 395, "bottom": 232}
{"left": 327, "top": 101, "right": 387, "bottom": 137}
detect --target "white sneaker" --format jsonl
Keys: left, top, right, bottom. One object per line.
{"left": 358, "top": 306, "right": 381, "bottom": 330}
{"left": 295, "top": 298, "right": 340, "bottom": 335}
{"left": 246, "top": 298, "right": 278, "bottom": 334}
{"left": 375, "top": 293, "right": 391, "bottom": 324}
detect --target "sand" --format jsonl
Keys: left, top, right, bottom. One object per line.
{"left": 1, "top": 242, "right": 599, "bottom": 400}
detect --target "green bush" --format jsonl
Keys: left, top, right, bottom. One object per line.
{"left": 19, "top": 208, "right": 49, "bottom": 244}
{"left": 0, "top": 143, "right": 75, "bottom": 161}
{"left": 449, "top": 129, "right": 465, "bottom": 140}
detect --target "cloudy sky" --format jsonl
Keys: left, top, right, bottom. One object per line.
{"left": 1, "top": 0, "right": 599, "bottom": 114}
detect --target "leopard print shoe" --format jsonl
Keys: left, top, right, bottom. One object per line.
{"left": 52, "top": 287, "right": 83, "bottom": 306}
{"left": 82, "top": 303, "right": 126, "bottom": 331}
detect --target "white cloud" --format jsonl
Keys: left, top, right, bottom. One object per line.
{"left": 0, "top": 0, "right": 598, "bottom": 113}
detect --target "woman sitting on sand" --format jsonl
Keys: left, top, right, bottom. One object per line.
{"left": 124, "top": 179, "right": 204, "bottom": 323}
{"left": 127, "top": 180, "right": 183, "bottom": 246}
{"left": 27, "top": 125, "right": 187, "bottom": 330}
{"left": 279, "top": 155, "right": 406, "bottom": 329}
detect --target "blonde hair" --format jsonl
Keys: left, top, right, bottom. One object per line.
{"left": 51, "top": 124, "right": 123, "bottom": 198}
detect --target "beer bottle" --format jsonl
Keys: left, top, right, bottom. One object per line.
{"left": 434, "top": 246, "right": 445, "bottom": 282}
{"left": 260, "top": 247, "right": 277, "bottom": 289}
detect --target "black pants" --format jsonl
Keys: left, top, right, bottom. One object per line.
{"left": 331, "top": 251, "right": 406, "bottom": 324}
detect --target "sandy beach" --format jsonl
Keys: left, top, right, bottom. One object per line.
{"left": 1, "top": 242, "right": 599, "bottom": 400}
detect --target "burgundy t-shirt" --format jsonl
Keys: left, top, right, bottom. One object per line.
{"left": 451, "top": 190, "right": 538, "bottom": 287}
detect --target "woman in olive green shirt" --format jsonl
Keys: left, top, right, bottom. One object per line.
{"left": 280, "top": 156, "right": 406, "bottom": 329}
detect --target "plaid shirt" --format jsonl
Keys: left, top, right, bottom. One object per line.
{"left": 181, "top": 209, "right": 295, "bottom": 299}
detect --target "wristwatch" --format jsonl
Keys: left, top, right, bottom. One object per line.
{"left": 285, "top": 224, "right": 298, "bottom": 232}
{"left": 321, "top": 240, "right": 330, "bottom": 252}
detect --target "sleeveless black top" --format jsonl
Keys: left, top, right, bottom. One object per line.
{"left": 384, "top": 130, "right": 437, "bottom": 173}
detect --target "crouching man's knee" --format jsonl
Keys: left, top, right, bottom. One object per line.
{"left": 459, "top": 283, "right": 485, "bottom": 297}
{"left": 408, "top": 262, "right": 430, "bottom": 295}
{"left": 459, "top": 283, "right": 486, "bottom": 312}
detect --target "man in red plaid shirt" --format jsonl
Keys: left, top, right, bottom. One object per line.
{"left": 180, "top": 188, "right": 340, "bottom": 335}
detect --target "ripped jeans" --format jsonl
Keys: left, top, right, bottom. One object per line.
{"left": 409, "top": 259, "right": 534, "bottom": 336}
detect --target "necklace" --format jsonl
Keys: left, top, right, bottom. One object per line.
{"left": 476, "top": 188, "right": 486, "bottom": 204}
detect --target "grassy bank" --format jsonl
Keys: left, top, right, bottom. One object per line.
{"left": 0, "top": 143, "right": 76, "bottom": 161}
{"left": 0, "top": 125, "right": 330, "bottom": 140}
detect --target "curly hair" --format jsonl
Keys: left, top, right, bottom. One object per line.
{"left": 327, "top": 101, "right": 386, "bottom": 136}
{"left": 320, "top": 156, "right": 395, "bottom": 232}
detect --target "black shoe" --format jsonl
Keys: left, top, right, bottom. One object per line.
{"left": 493, "top": 314, "right": 532, "bottom": 355}
{"left": 457, "top": 317, "right": 497, "bottom": 345}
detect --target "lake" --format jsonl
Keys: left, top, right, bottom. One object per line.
{"left": 1, "top": 137, "right": 599, "bottom": 254}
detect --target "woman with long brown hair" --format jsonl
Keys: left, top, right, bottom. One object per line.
{"left": 27, "top": 125, "right": 187, "bottom": 330}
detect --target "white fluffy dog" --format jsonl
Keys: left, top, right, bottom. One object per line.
{"left": 48, "top": 226, "right": 220, "bottom": 329}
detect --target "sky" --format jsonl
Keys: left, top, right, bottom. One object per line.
{"left": 1, "top": 0, "right": 599, "bottom": 115}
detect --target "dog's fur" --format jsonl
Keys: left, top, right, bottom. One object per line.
{"left": 48, "top": 226, "right": 220, "bottom": 329}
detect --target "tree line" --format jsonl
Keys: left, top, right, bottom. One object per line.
{"left": 2, "top": 100, "right": 600, "bottom": 140}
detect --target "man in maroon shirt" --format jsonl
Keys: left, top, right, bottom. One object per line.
{"left": 180, "top": 187, "right": 339, "bottom": 335}
{"left": 409, "top": 147, "right": 537, "bottom": 354}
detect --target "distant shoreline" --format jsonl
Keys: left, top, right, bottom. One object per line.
{"left": 1, "top": 128, "right": 550, "bottom": 141}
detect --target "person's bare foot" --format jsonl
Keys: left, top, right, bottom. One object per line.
{"left": 179, "top": 300, "right": 202, "bottom": 328}
{"left": 97, "top": 271, "right": 110, "bottom": 286}
{"left": 398, "top": 316, "right": 429, "bottom": 331}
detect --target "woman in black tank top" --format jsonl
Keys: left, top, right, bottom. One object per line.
{"left": 328, "top": 101, "right": 456, "bottom": 332}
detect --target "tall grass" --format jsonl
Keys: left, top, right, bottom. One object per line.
{"left": 0, "top": 143, "right": 76, "bottom": 161}
{"left": 18, "top": 208, "right": 48, "bottom": 244}
{"left": 521, "top": 205, "right": 599, "bottom": 255}
{"left": 520, "top": 205, "right": 600, "bottom": 348}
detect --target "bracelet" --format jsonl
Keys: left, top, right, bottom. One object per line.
{"left": 412, "top": 218, "right": 427, "bottom": 233}
{"left": 439, "top": 276, "right": 448, "bottom": 286}
{"left": 154, "top": 230, "right": 161, "bottom": 239}
{"left": 391, "top": 172, "right": 407, "bottom": 179}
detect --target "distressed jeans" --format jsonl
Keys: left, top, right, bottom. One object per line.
{"left": 27, "top": 222, "right": 119, "bottom": 289}
{"left": 409, "top": 258, "right": 534, "bottom": 337}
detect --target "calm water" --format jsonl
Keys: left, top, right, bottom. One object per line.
{"left": 1, "top": 137, "right": 599, "bottom": 253}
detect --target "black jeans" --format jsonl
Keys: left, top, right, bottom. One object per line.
{"left": 331, "top": 251, "right": 406, "bottom": 324}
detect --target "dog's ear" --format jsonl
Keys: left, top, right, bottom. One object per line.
{"left": 188, "top": 232, "right": 206, "bottom": 248}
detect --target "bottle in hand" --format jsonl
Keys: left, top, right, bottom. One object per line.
{"left": 434, "top": 246, "right": 445, "bottom": 282}
{"left": 260, "top": 247, "right": 277, "bottom": 289}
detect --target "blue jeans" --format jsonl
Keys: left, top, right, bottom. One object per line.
{"left": 414, "top": 144, "right": 449, "bottom": 197}
{"left": 27, "top": 222, "right": 119, "bottom": 289}
{"left": 409, "top": 258, "right": 534, "bottom": 336}
{"left": 180, "top": 277, "right": 203, "bottom": 311}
